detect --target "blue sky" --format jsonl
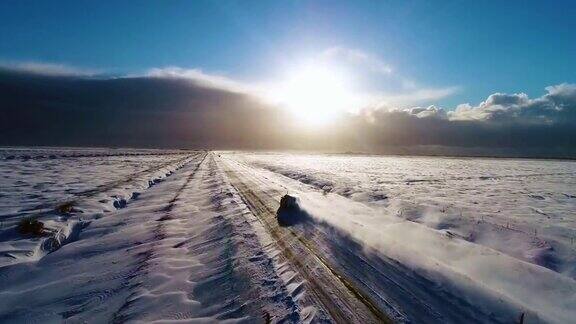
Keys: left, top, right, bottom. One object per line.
{"left": 1, "top": 0, "right": 574, "bottom": 108}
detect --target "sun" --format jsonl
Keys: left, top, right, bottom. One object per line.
{"left": 269, "top": 64, "right": 358, "bottom": 125}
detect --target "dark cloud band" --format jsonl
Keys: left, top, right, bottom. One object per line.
{"left": 1, "top": 68, "right": 575, "bottom": 158}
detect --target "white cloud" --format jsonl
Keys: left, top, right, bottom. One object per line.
{"left": 321, "top": 46, "right": 392, "bottom": 75}
{"left": 448, "top": 84, "right": 576, "bottom": 124}
{"left": 372, "top": 86, "right": 460, "bottom": 108}
{"left": 0, "top": 60, "right": 99, "bottom": 76}
{"left": 316, "top": 46, "right": 459, "bottom": 108}
{"left": 146, "top": 67, "right": 260, "bottom": 94}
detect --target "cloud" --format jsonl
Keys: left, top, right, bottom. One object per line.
{"left": 448, "top": 83, "right": 576, "bottom": 125}
{"left": 146, "top": 67, "right": 260, "bottom": 95}
{"left": 0, "top": 65, "right": 291, "bottom": 149}
{"left": 322, "top": 47, "right": 392, "bottom": 75}
{"left": 344, "top": 84, "right": 576, "bottom": 156}
{"left": 0, "top": 60, "right": 99, "bottom": 76}
{"left": 373, "top": 86, "right": 460, "bottom": 107}
{"left": 319, "top": 46, "right": 458, "bottom": 107}
{"left": 0, "top": 63, "right": 575, "bottom": 158}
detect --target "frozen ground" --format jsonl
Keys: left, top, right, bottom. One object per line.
{"left": 1, "top": 147, "right": 575, "bottom": 323}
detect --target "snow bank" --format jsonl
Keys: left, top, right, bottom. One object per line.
{"left": 294, "top": 189, "right": 576, "bottom": 323}
{"left": 0, "top": 148, "right": 195, "bottom": 267}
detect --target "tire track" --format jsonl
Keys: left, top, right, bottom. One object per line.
{"left": 0, "top": 154, "right": 209, "bottom": 323}
{"left": 111, "top": 152, "right": 208, "bottom": 322}
{"left": 221, "top": 157, "right": 516, "bottom": 324}
{"left": 0, "top": 152, "right": 202, "bottom": 270}
{"left": 222, "top": 162, "right": 392, "bottom": 324}
{"left": 40, "top": 153, "right": 199, "bottom": 211}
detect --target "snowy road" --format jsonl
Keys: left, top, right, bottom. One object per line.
{"left": 1, "top": 148, "right": 575, "bottom": 323}
{"left": 224, "top": 161, "right": 390, "bottom": 323}
{"left": 0, "top": 152, "right": 303, "bottom": 322}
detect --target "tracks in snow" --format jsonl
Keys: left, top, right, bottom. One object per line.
{"left": 1, "top": 151, "right": 304, "bottom": 322}
{"left": 221, "top": 156, "right": 511, "bottom": 324}
{"left": 222, "top": 158, "right": 392, "bottom": 324}
{"left": 27, "top": 153, "right": 197, "bottom": 214}
{"left": 0, "top": 152, "right": 209, "bottom": 322}
{"left": 0, "top": 152, "right": 199, "bottom": 268}
{"left": 110, "top": 152, "right": 209, "bottom": 322}
{"left": 0, "top": 150, "right": 509, "bottom": 322}
{"left": 112, "top": 152, "right": 299, "bottom": 322}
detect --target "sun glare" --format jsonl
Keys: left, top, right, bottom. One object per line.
{"left": 270, "top": 64, "right": 358, "bottom": 125}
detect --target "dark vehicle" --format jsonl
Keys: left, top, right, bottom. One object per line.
{"left": 276, "top": 194, "right": 302, "bottom": 226}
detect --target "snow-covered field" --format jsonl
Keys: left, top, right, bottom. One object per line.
{"left": 1, "top": 147, "right": 575, "bottom": 323}
{"left": 221, "top": 152, "right": 576, "bottom": 323}
{"left": 233, "top": 152, "right": 576, "bottom": 275}
{"left": 0, "top": 147, "right": 194, "bottom": 267}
